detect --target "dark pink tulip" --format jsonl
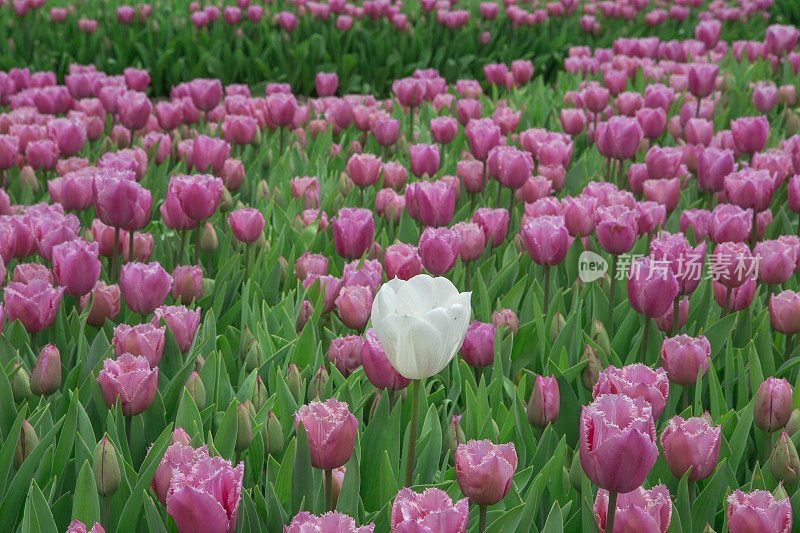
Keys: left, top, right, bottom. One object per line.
{"left": 561, "top": 195, "right": 597, "bottom": 237}
{"left": 191, "top": 136, "right": 230, "bottom": 175}
{"left": 712, "top": 241, "right": 755, "bottom": 288}
{"left": 97, "top": 353, "right": 158, "bottom": 416}
{"left": 406, "top": 180, "right": 455, "bottom": 227}
{"left": 391, "top": 488, "right": 468, "bottom": 532}
{"left": 228, "top": 208, "right": 264, "bottom": 244}
{"left": 595, "top": 116, "right": 643, "bottom": 161}
{"left": 266, "top": 93, "right": 298, "bottom": 128}
{"left": 79, "top": 281, "right": 121, "bottom": 327}
{"left": 724, "top": 168, "right": 774, "bottom": 213}
{"left": 765, "top": 23, "right": 800, "bottom": 55}
{"left": 221, "top": 114, "right": 257, "bottom": 146}
{"left": 327, "top": 335, "right": 364, "bottom": 377}
{"left": 123, "top": 68, "right": 150, "bottom": 92}
{"left": 33, "top": 214, "right": 81, "bottom": 262}
{"left": 594, "top": 363, "right": 669, "bottom": 420}
{"left": 583, "top": 82, "right": 611, "bottom": 113}
{"left": 459, "top": 320, "right": 495, "bottom": 368}
{"left": 731, "top": 116, "right": 769, "bottom": 155}
{"left": 66, "top": 520, "right": 104, "bottom": 533}
{"left": 342, "top": 259, "right": 382, "bottom": 294}
{"left": 286, "top": 512, "right": 374, "bottom": 533}
{"left": 465, "top": 118, "right": 501, "bottom": 162}
{"left": 171, "top": 265, "right": 203, "bottom": 305}
{"left": 457, "top": 159, "right": 484, "bottom": 194}
{"left": 660, "top": 334, "right": 711, "bottom": 386}
{"left": 223, "top": 6, "right": 241, "bottom": 24}
{"left": 645, "top": 146, "right": 682, "bottom": 180}
{"left": 335, "top": 285, "right": 372, "bottom": 330}
{"left": 642, "top": 179, "right": 680, "bottom": 213}
{"left": 594, "top": 485, "right": 672, "bottom": 532}
{"left": 361, "top": 328, "right": 411, "bottom": 390}
{"left": 48, "top": 117, "right": 86, "bottom": 157}
{"left": 521, "top": 215, "right": 570, "bottom": 266}
{"left": 155, "top": 101, "right": 182, "bottom": 131}
{"left": 527, "top": 374, "right": 559, "bottom": 428}
{"left": 375, "top": 188, "right": 405, "bottom": 225}
{"left": 332, "top": 208, "right": 374, "bottom": 260}
{"left": 615, "top": 91, "right": 643, "bottom": 117}
{"left": 166, "top": 451, "right": 243, "bottom": 533}
{"left": 52, "top": 239, "right": 101, "bottom": 297}
{"left": 755, "top": 239, "right": 796, "bottom": 285}
{"left": 492, "top": 308, "right": 519, "bottom": 336}
{"left": 153, "top": 305, "right": 201, "bottom": 354}
{"left": 650, "top": 231, "right": 705, "bottom": 295}
{"left": 487, "top": 145, "right": 532, "bottom": 190}
{"left": 473, "top": 208, "right": 509, "bottom": 248}
{"left": 453, "top": 222, "right": 485, "bottom": 262}
{"left": 635, "top": 107, "right": 667, "bottom": 140}
{"left": 373, "top": 118, "right": 399, "bottom": 146}
{"left": 169, "top": 174, "right": 223, "bottom": 222}
{"left": 392, "top": 78, "right": 424, "bottom": 109}
{"left": 295, "top": 398, "right": 358, "bottom": 470}
{"left": 113, "top": 323, "right": 165, "bottom": 368}
{"left": 510, "top": 59, "right": 534, "bottom": 85}
{"left": 754, "top": 377, "right": 793, "bottom": 433}
{"left": 116, "top": 5, "right": 135, "bottom": 23}
{"left": 383, "top": 243, "right": 422, "bottom": 281}
{"left": 687, "top": 63, "right": 718, "bottom": 99}
{"left": 455, "top": 439, "right": 517, "bottom": 506}
{"left": 695, "top": 18, "right": 721, "bottom": 47}
{"left": 654, "top": 297, "right": 688, "bottom": 334}
{"left": 0, "top": 135, "right": 19, "bottom": 170}
{"left": 696, "top": 147, "right": 734, "bottom": 192}
{"left": 120, "top": 261, "right": 172, "bottom": 315}
{"left": 93, "top": 170, "right": 152, "bottom": 230}
{"left": 25, "top": 140, "right": 58, "bottom": 170}
{"left": 118, "top": 91, "right": 152, "bottom": 132}
{"left": 456, "top": 98, "right": 482, "bottom": 127}
{"left": 346, "top": 153, "right": 382, "bottom": 188}
{"left": 303, "top": 274, "right": 341, "bottom": 314}
{"left": 430, "top": 116, "right": 458, "bottom": 144}
{"left": 752, "top": 149, "right": 793, "bottom": 187}
{"left": 315, "top": 72, "right": 339, "bottom": 97}
{"left": 660, "top": 415, "right": 721, "bottom": 482}
{"left": 418, "top": 226, "right": 460, "bottom": 275}
{"left": 727, "top": 489, "right": 792, "bottom": 533}
{"left": 409, "top": 144, "right": 440, "bottom": 178}
{"left": 770, "top": 291, "right": 800, "bottom": 335}
{"left": 709, "top": 203, "right": 751, "bottom": 243}
{"left": 753, "top": 82, "right": 778, "bottom": 113}
{"left": 13, "top": 263, "right": 53, "bottom": 284}
{"left": 3, "top": 279, "right": 63, "bottom": 333}
{"left": 713, "top": 276, "right": 756, "bottom": 312}
{"left": 143, "top": 133, "right": 172, "bottom": 166}
{"left": 296, "top": 253, "right": 329, "bottom": 283}
{"left": 560, "top": 108, "right": 587, "bottom": 136}
{"left": 595, "top": 205, "right": 638, "bottom": 254}
{"left": 579, "top": 393, "right": 658, "bottom": 493}
{"left": 188, "top": 78, "right": 222, "bottom": 112}
{"left": 603, "top": 69, "right": 628, "bottom": 95}
{"left": 122, "top": 232, "right": 154, "bottom": 263}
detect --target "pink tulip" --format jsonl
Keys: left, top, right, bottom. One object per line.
{"left": 595, "top": 116, "right": 642, "bottom": 161}
{"left": 286, "top": 512, "right": 374, "bottom": 533}
{"left": 627, "top": 256, "right": 679, "bottom": 318}
{"left": 765, "top": 24, "right": 800, "bottom": 55}
{"left": 331, "top": 208, "right": 374, "bottom": 260}
{"left": 266, "top": 92, "right": 298, "bottom": 128}
{"left": 726, "top": 489, "right": 791, "bottom": 533}
{"left": 456, "top": 99, "right": 481, "bottom": 127}
{"left": 755, "top": 239, "right": 797, "bottom": 285}
{"left": 405, "top": 181, "right": 456, "bottom": 228}
{"left": 660, "top": 334, "right": 711, "bottom": 386}
{"left": 191, "top": 136, "right": 230, "bottom": 175}
{"left": 472, "top": 208, "right": 509, "bottom": 248}
{"left": 594, "top": 485, "right": 672, "bottom": 533}
{"left": 97, "top": 353, "right": 158, "bottom": 416}
{"left": 709, "top": 204, "right": 751, "bottom": 243}
{"left": 492, "top": 308, "right": 519, "bottom": 336}
{"left": 120, "top": 261, "right": 172, "bottom": 315}
{"left": 713, "top": 276, "right": 756, "bottom": 312}
{"left": 113, "top": 323, "right": 165, "bottom": 368}
{"left": 754, "top": 377, "right": 793, "bottom": 433}
{"left": 650, "top": 231, "right": 706, "bottom": 295}
{"left": 459, "top": 320, "right": 495, "bottom": 368}
{"left": 418, "top": 226, "right": 460, "bottom": 275}
{"left": 731, "top": 116, "right": 769, "bottom": 155}
{"left": 361, "top": 328, "right": 411, "bottom": 391}
{"left": 346, "top": 153, "right": 382, "bottom": 188}
{"left": 342, "top": 259, "right": 382, "bottom": 294}
{"left": 635, "top": 107, "right": 667, "bottom": 139}
{"left": 221, "top": 114, "right": 257, "bottom": 146}
{"left": 594, "top": 364, "right": 669, "bottom": 420}
{"left": 595, "top": 205, "right": 638, "bottom": 255}
{"left": 696, "top": 147, "right": 734, "bottom": 192}
{"left": 520, "top": 215, "right": 570, "bottom": 266}
{"left": 169, "top": 174, "right": 223, "bottom": 222}
{"left": 430, "top": 116, "right": 458, "bottom": 144}
{"left": 118, "top": 91, "right": 152, "bottom": 131}
{"left": 455, "top": 439, "right": 517, "bottom": 506}
{"left": 13, "top": 263, "right": 53, "bottom": 285}
{"left": 51, "top": 238, "right": 101, "bottom": 297}
{"left": 527, "top": 374, "right": 559, "bottom": 428}
{"left": 335, "top": 285, "right": 372, "bottom": 330}
{"left": 770, "top": 291, "right": 800, "bottom": 335}
{"left": 328, "top": 335, "right": 364, "bottom": 377}
{"left": 724, "top": 168, "right": 774, "bottom": 213}
{"left": 228, "top": 208, "right": 264, "bottom": 243}
{"left": 409, "top": 144, "right": 440, "bottom": 178}
{"left": 188, "top": 78, "right": 222, "bottom": 112}
{"left": 171, "top": 264, "right": 203, "bottom": 304}
{"left": 373, "top": 118, "right": 400, "bottom": 146}
{"left": 383, "top": 243, "right": 422, "bottom": 281}
{"left": 660, "top": 415, "right": 721, "bottom": 482}
{"left": 294, "top": 398, "right": 358, "bottom": 470}
{"left": 303, "top": 274, "right": 342, "bottom": 314}
{"left": 79, "top": 281, "right": 121, "bottom": 327}
{"left": 487, "top": 145, "right": 533, "bottom": 190}
{"left": 579, "top": 393, "right": 658, "bottom": 493}
{"left": 465, "top": 118, "right": 501, "bottom": 162}
{"left": 712, "top": 241, "right": 755, "bottom": 289}
{"left": 687, "top": 63, "right": 718, "bottom": 99}
{"left": 93, "top": 170, "right": 152, "bottom": 230}
{"left": 391, "top": 487, "right": 468, "bottom": 533}
{"left": 315, "top": 72, "right": 339, "bottom": 97}
{"left": 153, "top": 305, "right": 201, "bottom": 354}
{"left": 381, "top": 162, "right": 407, "bottom": 191}
{"left": 3, "top": 279, "right": 63, "bottom": 333}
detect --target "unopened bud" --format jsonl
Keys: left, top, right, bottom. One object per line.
{"left": 30, "top": 344, "right": 61, "bottom": 396}
{"left": 443, "top": 414, "right": 465, "bottom": 462}
{"left": 185, "top": 371, "right": 206, "bottom": 409}
{"left": 201, "top": 222, "right": 218, "bottom": 252}
{"left": 771, "top": 431, "right": 800, "bottom": 485}
{"left": 263, "top": 410, "right": 284, "bottom": 456}
{"left": 787, "top": 409, "right": 800, "bottom": 436}
{"left": 252, "top": 376, "right": 268, "bottom": 413}
{"left": 287, "top": 363, "right": 303, "bottom": 404}
{"left": 295, "top": 300, "right": 313, "bottom": 335}
{"left": 308, "top": 365, "right": 328, "bottom": 401}
{"left": 550, "top": 312, "right": 565, "bottom": 344}
{"left": 580, "top": 344, "right": 602, "bottom": 391}
{"left": 93, "top": 436, "right": 121, "bottom": 497}
{"left": 20, "top": 166, "right": 38, "bottom": 192}
{"left": 11, "top": 364, "right": 31, "bottom": 403}
{"left": 13, "top": 420, "right": 37, "bottom": 469}
{"left": 591, "top": 320, "right": 611, "bottom": 355}
{"left": 235, "top": 402, "right": 254, "bottom": 453}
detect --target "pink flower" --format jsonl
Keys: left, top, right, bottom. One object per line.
{"left": 188, "top": 78, "right": 222, "bottom": 112}
{"left": 726, "top": 489, "right": 791, "bottom": 533}
{"left": 579, "top": 394, "right": 658, "bottom": 493}
{"left": 361, "top": 329, "right": 411, "bottom": 391}
{"left": 594, "top": 485, "right": 672, "bottom": 532}
{"left": 409, "top": 144, "right": 440, "bottom": 178}
{"left": 465, "top": 118, "right": 501, "bottom": 162}
{"left": 171, "top": 264, "right": 203, "bottom": 304}
{"left": 383, "top": 243, "right": 422, "bottom": 281}
{"left": 113, "top": 323, "right": 166, "bottom": 368}
{"left": 153, "top": 305, "right": 201, "bottom": 354}
{"left": 754, "top": 377, "right": 793, "bottom": 433}
{"left": 521, "top": 215, "right": 570, "bottom": 266}
{"left": 335, "top": 285, "right": 373, "bottom": 330}
{"left": 286, "top": 512, "right": 374, "bottom": 533}
{"left": 770, "top": 290, "right": 800, "bottom": 335}
{"left": 169, "top": 174, "right": 223, "bottom": 222}
{"left": 455, "top": 439, "right": 517, "bottom": 506}
{"left": 459, "top": 320, "right": 495, "bottom": 368}
{"left": 294, "top": 398, "right": 358, "bottom": 470}
{"left": 730, "top": 116, "right": 769, "bottom": 155}
{"left": 331, "top": 208, "right": 374, "bottom": 260}
{"left": 660, "top": 415, "right": 721, "bottom": 482}
{"left": 346, "top": 153, "right": 382, "bottom": 188}
{"left": 228, "top": 208, "right": 264, "bottom": 244}
{"left": 66, "top": 520, "right": 105, "bottom": 533}
{"left": 527, "top": 374, "right": 559, "bottom": 428}
{"left": 593, "top": 364, "right": 669, "bottom": 420}
{"left": 3, "top": 279, "right": 64, "bottom": 333}
{"left": 93, "top": 170, "right": 152, "bottom": 230}
{"left": 390, "top": 487, "right": 469, "bottom": 533}
{"left": 418, "top": 227, "right": 460, "bottom": 275}
{"left": 472, "top": 208, "right": 509, "bottom": 248}
{"left": 96, "top": 353, "right": 158, "bottom": 416}
{"left": 51, "top": 238, "right": 101, "bottom": 297}
{"left": 327, "top": 335, "right": 364, "bottom": 377}
{"left": 79, "top": 281, "right": 121, "bottom": 328}
{"left": 120, "top": 261, "right": 172, "bottom": 315}
{"left": 595, "top": 205, "right": 638, "bottom": 255}
{"left": 660, "top": 334, "right": 711, "bottom": 386}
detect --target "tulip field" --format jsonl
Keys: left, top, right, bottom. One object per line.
{"left": 3, "top": 1, "right": 800, "bottom": 533}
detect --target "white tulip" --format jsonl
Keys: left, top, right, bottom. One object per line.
{"left": 370, "top": 274, "right": 471, "bottom": 380}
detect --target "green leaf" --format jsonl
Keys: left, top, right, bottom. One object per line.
{"left": 22, "top": 480, "right": 57, "bottom": 533}
{"left": 292, "top": 422, "right": 314, "bottom": 514}
{"left": 541, "top": 501, "right": 564, "bottom": 533}
{"left": 213, "top": 400, "right": 239, "bottom": 461}
{"left": 175, "top": 387, "right": 205, "bottom": 443}
{"left": 71, "top": 460, "right": 100, "bottom": 526}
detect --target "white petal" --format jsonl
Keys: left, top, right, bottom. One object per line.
{"left": 395, "top": 279, "right": 434, "bottom": 317}
{"left": 371, "top": 284, "right": 398, "bottom": 327}
{"left": 431, "top": 276, "right": 460, "bottom": 307}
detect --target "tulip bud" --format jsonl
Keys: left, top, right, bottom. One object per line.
{"left": 220, "top": 187, "right": 233, "bottom": 211}
{"left": 580, "top": 344, "right": 602, "bottom": 390}
{"left": 771, "top": 431, "right": 800, "bottom": 484}
{"left": 308, "top": 365, "right": 328, "bottom": 400}
{"left": 368, "top": 393, "right": 381, "bottom": 423}
{"left": 295, "top": 300, "right": 313, "bottom": 334}
{"left": 786, "top": 110, "right": 800, "bottom": 137}
{"left": 258, "top": 179, "right": 270, "bottom": 201}
{"left": 240, "top": 326, "right": 254, "bottom": 359}
{"left": 787, "top": 409, "right": 800, "bottom": 436}
{"left": 526, "top": 375, "right": 560, "bottom": 428}
{"left": 702, "top": 524, "right": 717, "bottom": 533}
{"left": 244, "top": 341, "right": 261, "bottom": 372}
{"left": 443, "top": 414, "right": 465, "bottom": 461}
{"left": 272, "top": 186, "right": 284, "bottom": 208}
{"left": 11, "top": 364, "right": 31, "bottom": 402}
{"left": 194, "top": 354, "right": 205, "bottom": 372}
{"left": 263, "top": 409, "right": 284, "bottom": 456}
{"left": 30, "top": 344, "right": 61, "bottom": 396}
{"left": 20, "top": 166, "right": 38, "bottom": 192}
{"left": 235, "top": 402, "right": 254, "bottom": 453}
{"left": 93, "top": 436, "right": 121, "bottom": 497}
{"left": 591, "top": 320, "right": 611, "bottom": 355}
{"left": 773, "top": 482, "right": 789, "bottom": 502}
{"left": 512, "top": 233, "right": 526, "bottom": 255}
{"left": 252, "top": 376, "right": 268, "bottom": 413}
{"left": 287, "top": 363, "right": 303, "bottom": 404}
{"left": 200, "top": 222, "right": 218, "bottom": 253}
{"left": 185, "top": 371, "right": 206, "bottom": 409}
{"left": 550, "top": 312, "right": 565, "bottom": 344}
{"left": 278, "top": 256, "right": 288, "bottom": 285}
{"left": 14, "top": 420, "right": 37, "bottom": 469}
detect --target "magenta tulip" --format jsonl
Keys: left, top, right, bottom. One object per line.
{"left": 770, "top": 291, "right": 800, "bottom": 335}
{"left": 153, "top": 305, "right": 201, "bottom": 354}
{"left": 97, "top": 353, "right": 158, "bottom": 416}
{"left": 455, "top": 439, "right": 517, "bottom": 506}
{"left": 294, "top": 398, "right": 358, "bottom": 470}
{"left": 593, "top": 364, "right": 669, "bottom": 419}
{"left": 418, "top": 226, "right": 460, "bottom": 275}
{"left": 594, "top": 485, "right": 672, "bottom": 533}
{"left": 113, "top": 323, "right": 166, "bottom": 368}
{"left": 527, "top": 374, "right": 560, "bottom": 428}
{"left": 361, "top": 329, "right": 411, "bottom": 391}
{"left": 3, "top": 279, "right": 64, "bottom": 333}
{"left": 754, "top": 377, "right": 793, "bottom": 433}
{"left": 80, "top": 281, "right": 121, "bottom": 327}
{"left": 459, "top": 320, "right": 495, "bottom": 368}
{"left": 327, "top": 335, "right": 364, "bottom": 377}
{"left": 120, "top": 261, "right": 172, "bottom": 315}
{"left": 660, "top": 415, "right": 721, "bottom": 482}
{"left": 331, "top": 208, "right": 374, "bottom": 260}
{"left": 383, "top": 243, "right": 422, "bottom": 281}
{"left": 335, "top": 285, "right": 372, "bottom": 330}
{"left": 286, "top": 512, "right": 374, "bottom": 533}
{"left": 660, "top": 334, "right": 711, "bottom": 386}
{"left": 726, "top": 489, "right": 792, "bottom": 533}
{"left": 228, "top": 208, "right": 264, "bottom": 244}
{"left": 390, "top": 488, "right": 468, "bottom": 533}
{"left": 51, "top": 239, "right": 101, "bottom": 297}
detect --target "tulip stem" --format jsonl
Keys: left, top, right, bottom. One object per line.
{"left": 325, "top": 469, "right": 333, "bottom": 511}
{"left": 478, "top": 505, "right": 487, "bottom": 533}
{"left": 465, "top": 266, "right": 471, "bottom": 291}
{"left": 640, "top": 318, "right": 651, "bottom": 363}
{"left": 606, "top": 491, "right": 618, "bottom": 533}
{"left": 279, "top": 128, "right": 285, "bottom": 155}
{"left": 750, "top": 209, "right": 758, "bottom": 246}
{"left": 608, "top": 255, "right": 618, "bottom": 337}
{"left": 177, "top": 230, "right": 187, "bottom": 266}
{"left": 722, "top": 287, "right": 730, "bottom": 317}
{"left": 405, "top": 379, "right": 421, "bottom": 487}
{"left": 682, "top": 386, "right": 689, "bottom": 411}
{"left": 111, "top": 227, "right": 120, "bottom": 282}
{"left": 244, "top": 244, "right": 250, "bottom": 284}
{"left": 672, "top": 298, "right": 679, "bottom": 334}
{"left": 543, "top": 266, "right": 551, "bottom": 316}
{"left": 616, "top": 159, "right": 624, "bottom": 189}
{"left": 194, "top": 225, "right": 202, "bottom": 265}
{"left": 786, "top": 335, "right": 794, "bottom": 360}
{"left": 124, "top": 416, "right": 132, "bottom": 458}
{"left": 765, "top": 431, "right": 772, "bottom": 465}
{"left": 128, "top": 230, "right": 135, "bottom": 264}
